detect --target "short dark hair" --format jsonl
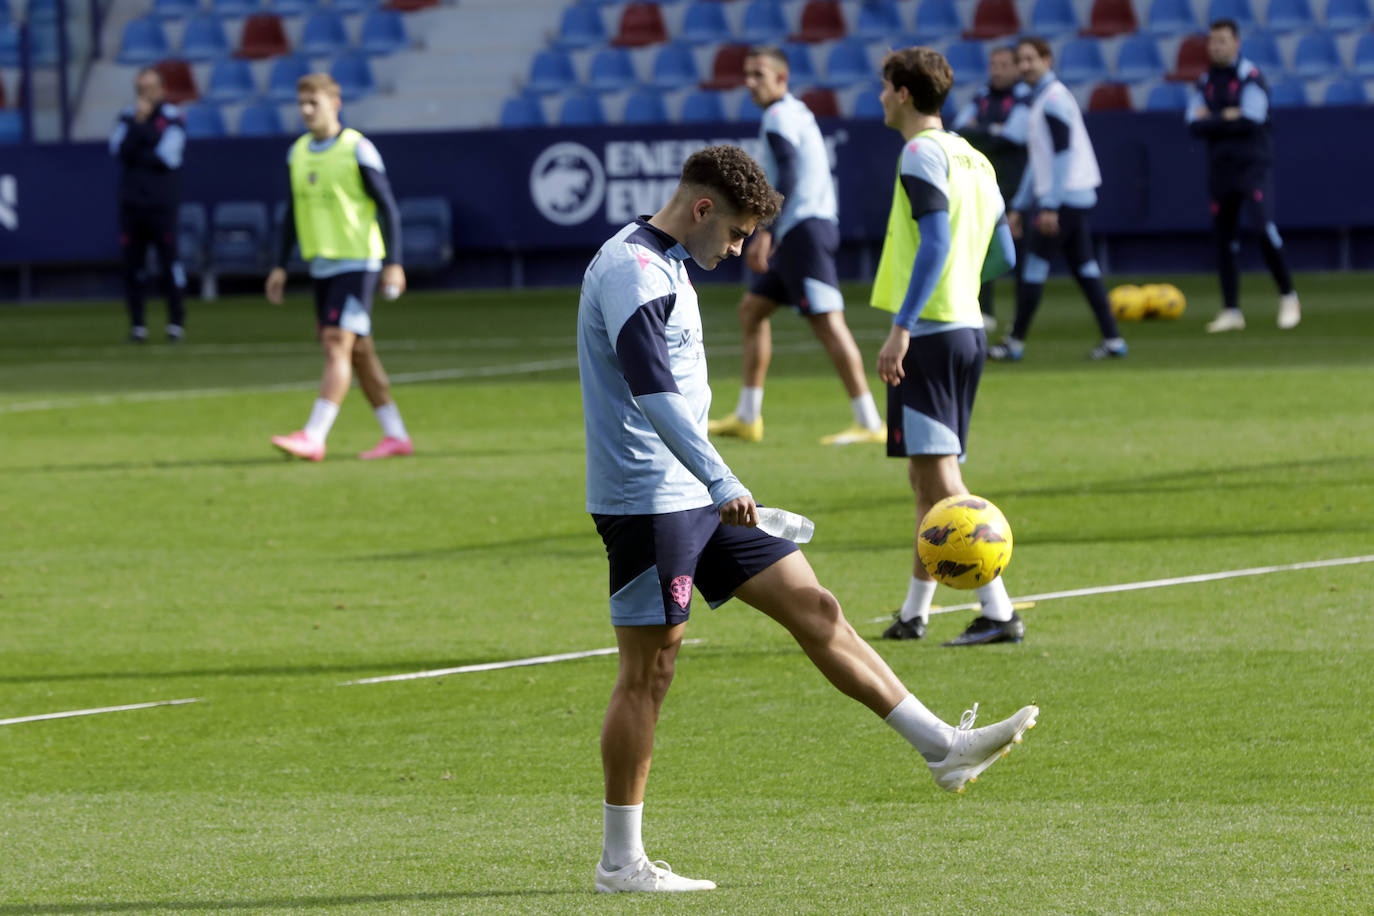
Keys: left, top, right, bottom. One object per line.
{"left": 989, "top": 46, "right": 1016, "bottom": 62}
{"left": 1209, "top": 17, "right": 1240, "bottom": 37}
{"left": 1015, "top": 36, "right": 1053, "bottom": 61}
{"left": 881, "top": 47, "right": 954, "bottom": 116}
{"left": 746, "top": 45, "right": 790, "bottom": 72}
{"left": 680, "top": 145, "right": 782, "bottom": 223}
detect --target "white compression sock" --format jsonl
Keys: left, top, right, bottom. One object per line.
{"left": 885, "top": 694, "right": 955, "bottom": 762}
{"left": 899, "top": 577, "right": 937, "bottom": 623}
{"left": 303, "top": 398, "right": 340, "bottom": 444}
{"left": 601, "top": 802, "right": 645, "bottom": 871}
{"left": 976, "top": 577, "right": 1014, "bottom": 622}
{"left": 373, "top": 401, "right": 409, "bottom": 441}
{"left": 735, "top": 386, "right": 764, "bottom": 423}
{"left": 851, "top": 392, "right": 882, "bottom": 430}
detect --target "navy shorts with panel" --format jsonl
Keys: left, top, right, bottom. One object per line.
{"left": 749, "top": 217, "right": 844, "bottom": 316}
{"left": 313, "top": 270, "right": 378, "bottom": 337}
{"left": 887, "top": 327, "right": 985, "bottom": 459}
{"left": 593, "top": 507, "right": 799, "bottom": 627}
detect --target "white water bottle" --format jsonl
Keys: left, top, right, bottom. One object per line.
{"left": 755, "top": 507, "right": 815, "bottom": 544}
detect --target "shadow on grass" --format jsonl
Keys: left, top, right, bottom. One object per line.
{"left": 2, "top": 447, "right": 577, "bottom": 475}
{"left": 0, "top": 889, "right": 577, "bottom": 914}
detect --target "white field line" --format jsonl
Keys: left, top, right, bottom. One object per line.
{"left": 342, "top": 639, "right": 707, "bottom": 686}
{"left": 867, "top": 554, "right": 1374, "bottom": 622}
{"left": 0, "top": 697, "right": 201, "bottom": 727}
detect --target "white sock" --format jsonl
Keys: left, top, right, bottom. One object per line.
{"left": 851, "top": 392, "right": 882, "bottom": 430}
{"left": 885, "top": 694, "right": 954, "bottom": 762}
{"left": 373, "top": 401, "right": 409, "bottom": 441}
{"left": 601, "top": 802, "right": 645, "bottom": 871}
{"left": 977, "top": 577, "right": 1014, "bottom": 622}
{"left": 899, "top": 576, "right": 937, "bottom": 623}
{"left": 303, "top": 398, "right": 340, "bottom": 444}
{"left": 735, "top": 386, "right": 764, "bottom": 423}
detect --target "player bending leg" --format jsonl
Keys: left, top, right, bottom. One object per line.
{"left": 265, "top": 73, "right": 413, "bottom": 463}
{"left": 870, "top": 48, "right": 1026, "bottom": 647}
{"left": 579, "top": 144, "right": 1038, "bottom": 894}
{"left": 708, "top": 47, "right": 884, "bottom": 446}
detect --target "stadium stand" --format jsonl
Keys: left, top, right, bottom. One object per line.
{"left": 152, "top": 0, "right": 197, "bottom": 20}
{"left": 680, "top": 87, "right": 727, "bottom": 122}
{"left": 178, "top": 14, "right": 229, "bottom": 62}
{"left": 1241, "top": 31, "right": 1285, "bottom": 76}
{"left": 556, "top": 4, "right": 606, "bottom": 49}
{"left": 1266, "top": 0, "right": 1317, "bottom": 32}
{"left": 154, "top": 58, "right": 197, "bottom": 103}
{"left": 800, "top": 86, "right": 839, "bottom": 117}
{"left": 823, "top": 38, "right": 871, "bottom": 88}
{"left": 1144, "top": 79, "right": 1188, "bottom": 109}
{"left": 701, "top": 43, "right": 749, "bottom": 89}
{"left": 183, "top": 101, "right": 226, "bottom": 138}
{"left": 1116, "top": 33, "right": 1166, "bottom": 82}
{"left": 965, "top": 0, "right": 1020, "bottom": 39}
{"left": 266, "top": 53, "right": 312, "bottom": 102}
{"left": 1029, "top": 0, "right": 1079, "bottom": 37}
{"left": 1270, "top": 76, "right": 1309, "bottom": 106}
{"left": 783, "top": 41, "right": 818, "bottom": 85}
{"left": 681, "top": 2, "right": 732, "bottom": 45}
{"left": 1088, "top": 82, "right": 1132, "bottom": 110}
{"left": 1086, "top": 0, "right": 1138, "bottom": 36}
{"left": 1171, "top": 33, "right": 1210, "bottom": 80}
{"left": 852, "top": 0, "right": 902, "bottom": 42}
{"left": 623, "top": 86, "right": 670, "bottom": 123}
{"left": 612, "top": 3, "right": 668, "bottom": 48}
{"left": 1058, "top": 36, "right": 1110, "bottom": 83}
{"left": 359, "top": 10, "right": 408, "bottom": 56}
{"left": 944, "top": 39, "right": 988, "bottom": 84}
{"left": 210, "top": 200, "right": 270, "bottom": 274}
{"left": 1326, "top": 0, "right": 1373, "bottom": 29}
{"left": 238, "top": 100, "right": 286, "bottom": 135}
{"left": 0, "top": 108, "right": 21, "bottom": 142}
{"left": 329, "top": 50, "right": 376, "bottom": 100}
{"left": 647, "top": 41, "right": 698, "bottom": 90}
{"left": 909, "top": 0, "right": 962, "bottom": 44}
{"left": 559, "top": 91, "right": 605, "bottom": 125}
{"left": 116, "top": 17, "right": 169, "bottom": 65}
{"left": 528, "top": 48, "right": 576, "bottom": 94}
{"left": 1324, "top": 76, "right": 1367, "bottom": 104}
{"left": 237, "top": 14, "right": 290, "bottom": 59}
{"left": 499, "top": 93, "right": 545, "bottom": 127}
{"left": 740, "top": 0, "right": 789, "bottom": 44}
{"left": 1144, "top": 0, "right": 1199, "bottom": 35}
{"left": 792, "top": 0, "right": 846, "bottom": 43}
{"left": 176, "top": 202, "right": 207, "bottom": 276}
{"left": 298, "top": 10, "right": 350, "bottom": 58}
{"left": 203, "top": 57, "right": 256, "bottom": 103}
{"left": 211, "top": 0, "right": 263, "bottom": 17}
{"left": 1293, "top": 31, "right": 1344, "bottom": 79}
{"left": 398, "top": 196, "right": 453, "bottom": 269}
{"left": 1354, "top": 31, "right": 1374, "bottom": 75}
{"left": 1205, "top": 0, "right": 1257, "bottom": 31}
{"left": 587, "top": 45, "right": 637, "bottom": 92}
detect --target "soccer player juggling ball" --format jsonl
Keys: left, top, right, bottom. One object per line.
{"left": 577, "top": 143, "right": 1038, "bottom": 893}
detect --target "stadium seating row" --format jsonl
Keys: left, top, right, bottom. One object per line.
{"left": 116, "top": 9, "right": 408, "bottom": 64}
{"left": 147, "top": 51, "right": 376, "bottom": 105}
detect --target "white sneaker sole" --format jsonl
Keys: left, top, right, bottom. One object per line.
{"left": 931, "top": 705, "right": 1039, "bottom": 794}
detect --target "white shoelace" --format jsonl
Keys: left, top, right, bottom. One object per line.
{"left": 956, "top": 702, "right": 980, "bottom": 731}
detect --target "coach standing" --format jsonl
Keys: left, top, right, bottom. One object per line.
{"left": 109, "top": 67, "right": 188, "bottom": 344}
{"left": 1188, "top": 18, "right": 1301, "bottom": 333}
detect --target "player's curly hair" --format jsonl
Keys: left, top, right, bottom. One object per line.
{"left": 680, "top": 145, "right": 783, "bottom": 225}
{"left": 881, "top": 47, "right": 954, "bottom": 116}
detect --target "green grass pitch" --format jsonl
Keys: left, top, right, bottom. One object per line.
{"left": 1, "top": 272, "right": 1371, "bottom": 915}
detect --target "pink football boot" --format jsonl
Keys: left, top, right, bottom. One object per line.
{"left": 271, "top": 431, "right": 325, "bottom": 462}
{"left": 359, "top": 437, "right": 414, "bottom": 460}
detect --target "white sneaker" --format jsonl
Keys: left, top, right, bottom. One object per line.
{"left": 1206, "top": 309, "right": 1246, "bottom": 333}
{"left": 1277, "top": 292, "right": 1301, "bottom": 329}
{"left": 594, "top": 857, "right": 717, "bottom": 893}
{"left": 928, "top": 703, "right": 1039, "bottom": 794}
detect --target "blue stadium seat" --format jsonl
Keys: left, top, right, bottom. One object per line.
{"left": 398, "top": 197, "right": 452, "bottom": 270}
{"left": 204, "top": 57, "right": 257, "bottom": 102}
{"left": 1353, "top": 31, "right": 1374, "bottom": 76}
{"left": 527, "top": 48, "right": 576, "bottom": 94}
{"left": 183, "top": 103, "right": 227, "bottom": 138}
{"left": 153, "top": 0, "right": 199, "bottom": 20}
{"left": 117, "top": 18, "right": 170, "bottom": 65}
{"left": 680, "top": 88, "right": 726, "bottom": 123}
{"left": 28, "top": 19, "right": 60, "bottom": 66}
{"left": 681, "top": 2, "right": 733, "bottom": 44}
{"left": 331, "top": 0, "right": 379, "bottom": 12}
{"left": 741, "top": 0, "right": 788, "bottom": 44}
{"left": 0, "top": 23, "right": 18, "bottom": 67}
{"left": 271, "top": 0, "right": 323, "bottom": 15}
{"left": 299, "top": 10, "right": 349, "bottom": 57}
{"left": 623, "top": 86, "right": 670, "bottom": 123}
{"left": 944, "top": 40, "right": 987, "bottom": 84}
{"left": 1144, "top": 80, "right": 1189, "bottom": 110}
{"left": 1323, "top": 77, "right": 1366, "bottom": 105}
{"left": 823, "top": 38, "right": 870, "bottom": 87}
{"left": 238, "top": 101, "right": 285, "bottom": 135}
{"left": 909, "top": 0, "right": 961, "bottom": 43}
{"left": 555, "top": 4, "right": 606, "bottom": 49}
{"left": 181, "top": 14, "right": 231, "bottom": 62}
{"left": 648, "top": 41, "right": 699, "bottom": 89}
{"left": 1029, "top": 0, "right": 1079, "bottom": 36}
{"left": 737, "top": 93, "right": 763, "bottom": 121}
{"left": 1240, "top": 31, "right": 1284, "bottom": 76}
{"left": 211, "top": 0, "right": 263, "bottom": 17}
{"left": 1264, "top": 0, "right": 1314, "bottom": 32}
{"left": 852, "top": 84, "right": 884, "bottom": 117}
{"left": 211, "top": 201, "right": 270, "bottom": 274}
{"left": 1115, "top": 34, "right": 1165, "bottom": 82}
{"left": 1143, "top": 0, "right": 1197, "bottom": 35}
{"left": 1319, "top": 76, "right": 1363, "bottom": 103}
{"left": 176, "top": 202, "right": 207, "bottom": 276}
{"left": 1058, "top": 36, "right": 1109, "bottom": 83}
{"left": 359, "top": 9, "right": 407, "bottom": 55}
{"left": 26, "top": 0, "right": 57, "bottom": 22}
{"left": 782, "top": 41, "right": 818, "bottom": 85}
{"left": 330, "top": 51, "right": 377, "bottom": 100}
{"left": 1206, "top": 0, "right": 1257, "bottom": 31}
{"left": 560, "top": 92, "right": 606, "bottom": 125}
{"left": 0, "top": 109, "right": 23, "bottom": 144}
{"left": 852, "top": 0, "right": 902, "bottom": 41}
{"left": 1292, "top": 31, "right": 1343, "bottom": 79}
{"left": 499, "top": 94, "right": 545, "bottom": 127}
{"left": 1326, "top": 0, "right": 1373, "bottom": 29}
{"left": 587, "top": 46, "right": 637, "bottom": 92}
{"left": 1269, "top": 76, "right": 1308, "bottom": 106}
{"left": 265, "top": 53, "right": 310, "bottom": 102}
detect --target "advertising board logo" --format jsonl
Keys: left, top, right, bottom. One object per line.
{"left": 530, "top": 142, "right": 605, "bottom": 226}
{"left": 0, "top": 175, "right": 16, "bottom": 231}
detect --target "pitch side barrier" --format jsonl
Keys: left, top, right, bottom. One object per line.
{"left": 1, "top": 110, "right": 1372, "bottom": 294}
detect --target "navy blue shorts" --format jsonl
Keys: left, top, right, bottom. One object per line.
{"left": 313, "top": 270, "right": 377, "bottom": 337}
{"left": 749, "top": 218, "right": 844, "bottom": 316}
{"left": 887, "top": 328, "right": 985, "bottom": 459}
{"left": 592, "top": 506, "right": 799, "bottom": 627}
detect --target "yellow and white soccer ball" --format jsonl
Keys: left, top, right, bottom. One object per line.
{"left": 1109, "top": 284, "right": 1149, "bottom": 321}
{"left": 1141, "top": 282, "right": 1186, "bottom": 320}
{"left": 917, "top": 495, "right": 1013, "bottom": 590}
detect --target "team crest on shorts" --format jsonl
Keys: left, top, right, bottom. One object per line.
{"left": 669, "top": 575, "right": 693, "bottom": 609}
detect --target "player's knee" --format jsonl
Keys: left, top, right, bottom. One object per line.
{"left": 738, "top": 295, "right": 773, "bottom": 326}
